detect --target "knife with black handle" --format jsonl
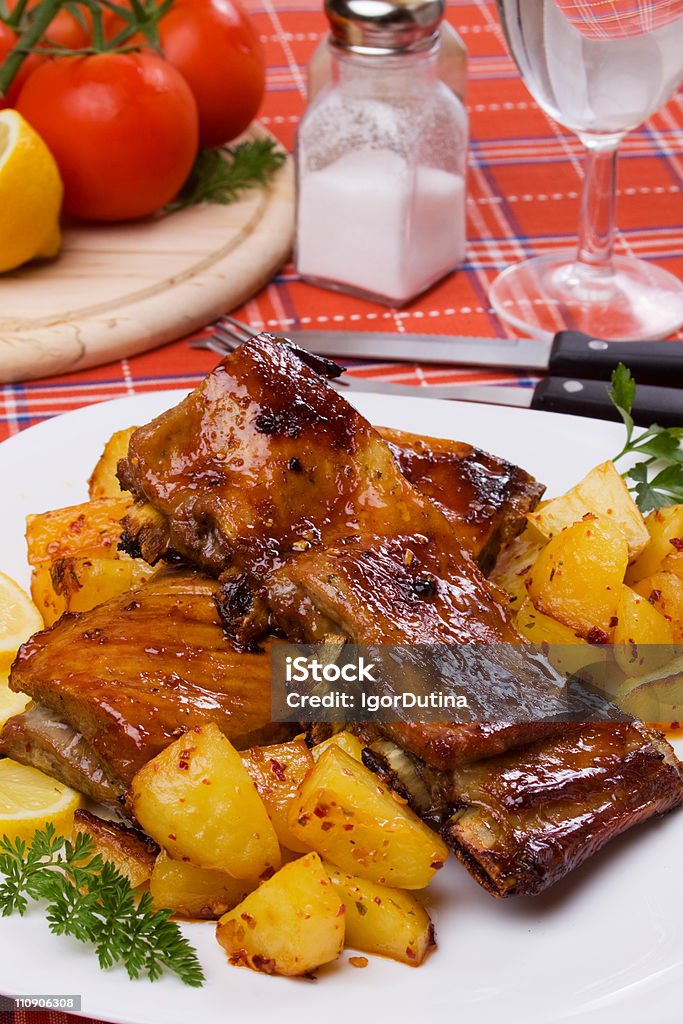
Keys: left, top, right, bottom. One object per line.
{"left": 225, "top": 327, "right": 683, "bottom": 387}
{"left": 334, "top": 375, "right": 683, "bottom": 426}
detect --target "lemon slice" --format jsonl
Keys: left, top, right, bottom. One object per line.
{"left": 0, "top": 571, "right": 43, "bottom": 673}
{"left": 0, "top": 759, "right": 83, "bottom": 844}
{"left": 0, "top": 671, "right": 30, "bottom": 728}
{"left": 0, "top": 109, "right": 63, "bottom": 273}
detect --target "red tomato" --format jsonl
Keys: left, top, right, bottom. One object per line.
{"left": 5, "top": 0, "right": 90, "bottom": 50}
{"left": 16, "top": 53, "right": 199, "bottom": 221}
{"left": 106, "top": 0, "right": 265, "bottom": 147}
{"left": 0, "top": 22, "right": 42, "bottom": 106}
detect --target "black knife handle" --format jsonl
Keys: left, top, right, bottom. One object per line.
{"left": 548, "top": 331, "right": 683, "bottom": 387}
{"left": 531, "top": 377, "right": 683, "bottom": 427}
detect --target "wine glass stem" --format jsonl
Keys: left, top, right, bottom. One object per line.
{"left": 575, "top": 134, "right": 623, "bottom": 278}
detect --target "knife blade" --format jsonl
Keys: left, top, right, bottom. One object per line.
{"left": 264, "top": 329, "right": 683, "bottom": 387}
{"left": 334, "top": 375, "right": 683, "bottom": 427}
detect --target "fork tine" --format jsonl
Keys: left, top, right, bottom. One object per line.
{"left": 188, "top": 336, "right": 234, "bottom": 356}
{"left": 221, "top": 314, "right": 258, "bottom": 341}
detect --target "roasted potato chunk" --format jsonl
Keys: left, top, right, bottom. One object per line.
{"left": 614, "top": 656, "right": 683, "bottom": 721}
{"left": 288, "top": 746, "right": 448, "bottom": 889}
{"left": 26, "top": 496, "right": 152, "bottom": 625}
{"left": 241, "top": 738, "right": 313, "bottom": 853}
{"left": 626, "top": 505, "right": 683, "bottom": 584}
{"left": 88, "top": 427, "right": 137, "bottom": 500}
{"left": 73, "top": 809, "right": 157, "bottom": 888}
{"left": 489, "top": 524, "right": 546, "bottom": 608}
{"left": 150, "top": 851, "right": 254, "bottom": 919}
{"left": 128, "top": 723, "right": 281, "bottom": 880}
{"left": 527, "top": 461, "right": 648, "bottom": 561}
{"left": 311, "top": 730, "right": 365, "bottom": 763}
{"left": 216, "top": 852, "right": 344, "bottom": 976}
{"left": 514, "top": 598, "right": 607, "bottom": 677}
{"left": 35, "top": 555, "right": 154, "bottom": 626}
{"left": 613, "top": 585, "right": 674, "bottom": 677}
{"left": 26, "top": 497, "right": 132, "bottom": 564}
{"left": 526, "top": 515, "right": 628, "bottom": 638}
{"left": 632, "top": 572, "right": 683, "bottom": 641}
{"left": 325, "top": 864, "right": 434, "bottom": 966}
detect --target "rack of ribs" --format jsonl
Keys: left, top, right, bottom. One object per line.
{"left": 4, "top": 333, "right": 682, "bottom": 895}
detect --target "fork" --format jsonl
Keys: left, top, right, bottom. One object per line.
{"left": 188, "top": 315, "right": 262, "bottom": 357}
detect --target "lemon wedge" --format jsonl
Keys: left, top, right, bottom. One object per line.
{"left": 0, "top": 759, "right": 83, "bottom": 844}
{"left": 0, "top": 109, "right": 63, "bottom": 273}
{"left": 0, "top": 571, "right": 43, "bottom": 673}
{"left": 0, "top": 670, "right": 30, "bottom": 728}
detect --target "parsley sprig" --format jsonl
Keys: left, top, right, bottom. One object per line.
{"left": 166, "top": 138, "right": 287, "bottom": 212}
{"left": 609, "top": 364, "right": 683, "bottom": 512}
{"left": 0, "top": 824, "right": 204, "bottom": 987}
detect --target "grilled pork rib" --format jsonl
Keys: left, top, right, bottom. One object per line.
{"left": 348, "top": 721, "right": 683, "bottom": 895}
{"left": 117, "top": 334, "right": 530, "bottom": 651}
{"left": 6, "top": 335, "right": 682, "bottom": 898}
{"left": 3, "top": 566, "right": 290, "bottom": 793}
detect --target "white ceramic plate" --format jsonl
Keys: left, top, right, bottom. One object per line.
{"left": 0, "top": 391, "right": 681, "bottom": 1024}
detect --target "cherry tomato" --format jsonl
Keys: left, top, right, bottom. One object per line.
{"left": 106, "top": 0, "right": 265, "bottom": 147}
{"left": 0, "top": 22, "right": 42, "bottom": 107}
{"left": 6, "top": 0, "right": 90, "bottom": 50}
{"left": 17, "top": 52, "right": 199, "bottom": 221}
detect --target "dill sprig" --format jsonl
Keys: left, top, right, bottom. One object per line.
{"left": 0, "top": 824, "right": 204, "bottom": 987}
{"left": 609, "top": 363, "right": 683, "bottom": 513}
{"left": 167, "top": 138, "right": 287, "bottom": 212}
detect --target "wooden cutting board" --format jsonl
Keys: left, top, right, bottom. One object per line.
{"left": 0, "top": 124, "right": 295, "bottom": 384}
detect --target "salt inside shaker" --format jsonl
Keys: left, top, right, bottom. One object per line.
{"left": 295, "top": 0, "right": 468, "bottom": 307}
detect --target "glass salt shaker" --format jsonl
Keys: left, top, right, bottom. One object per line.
{"left": 307, "top": 16, "right": 468, "bottom": 103}
{"left": 295, "top": 0, "right": 469, "bottom": 307}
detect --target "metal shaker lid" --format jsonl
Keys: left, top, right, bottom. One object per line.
{"left": 325, "top": 0, "right": 445, "bottom": 54}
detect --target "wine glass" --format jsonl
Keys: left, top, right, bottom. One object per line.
{"left": 489, "top": 0, "right": 683, "bottom": 341}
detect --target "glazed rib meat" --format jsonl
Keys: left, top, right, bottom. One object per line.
{"left": 378, "top": 427, "right": 544, "bottom": 572}
{"left": 352, "top": 721, "right": 683, "bottom": 895}
{"left": 117, "top": 334, "right": 527, "bottom": 649}
{"left": 4, "top": 566, "right": 290, "bottom": 792}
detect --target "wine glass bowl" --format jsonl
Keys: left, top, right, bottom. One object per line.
{"left": 489, "top": 0, "right": 683, "bottom": 340}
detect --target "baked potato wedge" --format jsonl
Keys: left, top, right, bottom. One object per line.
{"left": 34, "top": 555, "right": 154, "bottom": 626}
{"left": 626, "top": 505, "right": 683, "bottom": 584}
{"left": 128, "top": 723, "right": 280, "bottom": 880}
{"left": 527, "top": 460, "right": 648, "bottom": 561}
{"left": 613, "top": 585, "right": 674, "bottom": 677}
{"left": 311, "top": 730, "right": 365, "bottom": 763}
{"left": 150, "top": 851, "right": 254, "bottom": 919}
{"left": 73, "top": 809, "right": 157, "bottom": 888}
{"left": 216, "top": 852, "right": 344, "bottom": 976}
{"left": 26, "top": 496, "right": 151, "bottom": 625}
{"left": 489, "top": 524, "right": 546, "bottom": 608}
{"left": 325, "top": 863, "right": 434, "bottom": 966}
{"left": 241, "top": 737, "right": 313, "bottom": 853}
{"left": 88, "top": 427, "right": 137, "bottom": 500}
{"left": 288, "top": 745, "right": 448, "bottom": 889}
{"left": 526, "top": 515, "right": 628, "bottom": 638}
{"left": 26, "top": 497, "right": 132, "bottom": 565}
{"left": 632, "top": 572, "right": 683, "bottom": 641}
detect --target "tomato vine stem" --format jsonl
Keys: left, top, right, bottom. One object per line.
{"left": 0, "top": 0, "right": 62, "bottom": 95}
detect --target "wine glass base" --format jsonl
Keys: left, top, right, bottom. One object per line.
{"left": 489, "top": 253, "right": 683, "bottom": 341}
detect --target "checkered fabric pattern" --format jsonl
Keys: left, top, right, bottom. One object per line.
{"left": 0, "top": 0, "right": 682, "bottom": 445}
{"left": 557, "top": 0, "right": 683, "bottom": 38}
{"left": 0, "top": 1, "right": 681, "bottom": 1018}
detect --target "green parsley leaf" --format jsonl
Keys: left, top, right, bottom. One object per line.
{"left": 610, "top": 365, "right": 683, "bottom": 514}
{"left": 608, "top": 363, "right": 636, "bottom": 441}
{"left": 167, "top": 138, "right": 287, "bottom": 213}
{"left": 0, "top": 825, "right": 204, "bottom": 987}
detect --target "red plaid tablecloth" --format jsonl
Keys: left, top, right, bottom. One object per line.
{"left": 0, "top": 0, "right": 682, "bottom": 445}
{"left": 0, "top": 0, "right": 682, "bottom": 1021}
